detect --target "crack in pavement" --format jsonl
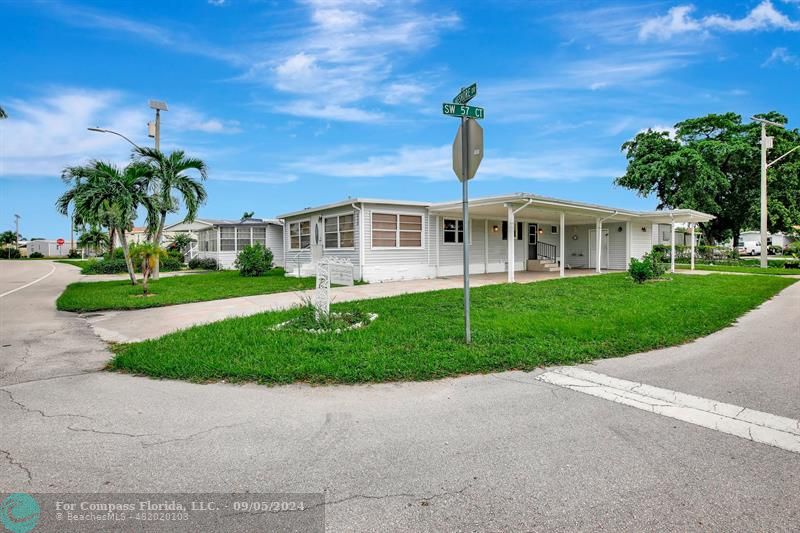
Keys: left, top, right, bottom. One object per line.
{"left": 322, "top": 483, "right": 471, "bottom": 509}
{"left": 66, "top": 425, "right": 155, "bottom": 438}
{"left": 0, "top": 449, "right": 32, "bottom": 483}
{"left": 141, "top": 423, "right": 245, "bottom": 448}
{"left": 0, "top": 388, "right": 94, "bottom": 421}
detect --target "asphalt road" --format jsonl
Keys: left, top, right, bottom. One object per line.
{"left": 1, "top": 260, "right": 798, "bottom": 531}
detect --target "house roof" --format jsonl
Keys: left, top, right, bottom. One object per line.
{"left": 277, "top": 198, "right": 431, "bottom": 219}
{"left": 429, "top": 193, "right": 715, "bottom": 224}
{"left": 166, "top": 218, "right": 281, "bottom": 230}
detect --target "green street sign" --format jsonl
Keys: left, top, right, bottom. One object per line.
{"left": 453, "top": 83, "right": 477, "bottom": 105}
{"left": 442, "top": 103, "right": 485, "bottom": 119}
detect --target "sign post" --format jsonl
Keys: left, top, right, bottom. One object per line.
{"left": 443, "top": 84, "right": 484, "bottom": 344}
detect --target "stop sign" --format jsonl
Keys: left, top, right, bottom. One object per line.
{"left": 57, "top": 238, "right": 65, "bottom": 246}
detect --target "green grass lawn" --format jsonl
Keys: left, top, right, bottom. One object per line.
{"left": 110, "top": 273, "right": 796, "bottom": 385}
{"left": 676, "top": 264, "right": 800, "bottom": 276}
{"left": 57, "top": 269, "right": 315, "bottom": 312}
{"left": 54, "top": 259, "right": 93, "bottom": 269}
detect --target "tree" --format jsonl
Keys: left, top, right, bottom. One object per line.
{"left": 616, "top": 112, "right": 800, "bottom": 245}
{"left": 0, "top": 230, "right": 15, "bottom": 258}
{"left": 0, "top": 106, "right": 7, "bottom": 119}
{"left": 77, "top": 226, "right": 110, "bottom": 256}
{"left": 57, "top": 161, "right": 157, "bottom": 284}
{"left": 242, "top": 211, "right": 254, "bottom": 220}
{"left": 133, "top": 147, "right": 207, "bottom": 279}
{"left": 130, "top": 243, "right": 166, "bottom": 295}
{"left": 167, "top": 233, "right": 195, "bottom": 255}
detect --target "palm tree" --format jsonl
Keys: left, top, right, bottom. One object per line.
{"left": 77, "top": 226, "right": 110, "bottom": 256}
{"left": 133, "top": 147, "right": 207, "bottom": 279}
{"left": 57, "top": 161, "right": 157, "bottom": 284}
{"left": 130, "top": 243, "right": 166, "bottom": 295}
{"left": 0, "top": 106, "right": 7, "bottom": 119}
{"left": 242, "top": 211, "right": 254, "bottom": 220}
{"left": 168, "top": 233, "right": 195, "bottom": 255}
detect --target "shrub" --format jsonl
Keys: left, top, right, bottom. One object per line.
{"left": 29, "top": 251, "right": 44, "bottom": 258}
{"left": 235, "top": 244, "right": 273, "bottom": 277}
{"left": 159, "top": 256, "right": 183, "bottom": 272}
{"left": 67, "top": 249, "right": 81, "bottom": 259}
{"left": 643, "top": 250, "right": 666, "bottom": 278}
{"left": 188, "top": 257, "right": 218, "bottom": 270}
{"left": 1, "top": 248, "right": 22, "bottom": 259}
{"left": 628, "top": 258, "right": 651, "bottom": 284}
{"left": 81, "top": 258, "right": 129, "bottom": 274}
{"left": 768, "top": 245, "right": 783, "bottom": 256}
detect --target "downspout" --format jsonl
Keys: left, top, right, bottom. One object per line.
{"left": 352, "top": 203, "right": 365, "bottom": 281}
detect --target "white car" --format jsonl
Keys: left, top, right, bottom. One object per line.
{"left": 737, "top": 243, "right": 761, "bottom": 256}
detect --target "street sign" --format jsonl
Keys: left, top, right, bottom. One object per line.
{"left": 452, "top": 119, "right": 484, "bottom": 181}
{"left": 57, "top": 238, "right": 65, "bottom": 246}
{"left": 442, "top": 103, "right": 485, "bottom": 120}
{"left": 453, "top": 83, "right": 477, "bottom": 105}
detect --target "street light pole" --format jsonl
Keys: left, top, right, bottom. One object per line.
{"left": 14, "top": 214, "right": 20, "bottom": 251}
{"left": 87, "top": 127, "right": 142, "bottom": 149}
{"left": 148, "top": 100, "right": 168, "bottom": 152}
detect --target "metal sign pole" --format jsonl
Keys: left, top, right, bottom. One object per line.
{"left": 461, "top": 115, "right": 471, "bottom": 344}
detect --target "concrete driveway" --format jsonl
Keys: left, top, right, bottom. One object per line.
{"left": 1, "top": 260, "right": 798, "bottom": 531}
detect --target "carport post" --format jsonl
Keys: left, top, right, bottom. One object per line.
{"left": 670, "top": 222, "right": 676, "bottom": 273}
{"left": 559, "top": 212, "right": 565, "bottom": 277}
{"left": 507, "top": 205, "right": 515, "bottom": 283}
{"left": 595, "top": 217, "right": 602, "bottom": 273}
{"left": 690, "top": 223, "right": 695, "bottom": 271}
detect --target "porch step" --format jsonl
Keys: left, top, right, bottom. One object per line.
{"left": 527, "top": 259, "right": 560, "bottom": 272}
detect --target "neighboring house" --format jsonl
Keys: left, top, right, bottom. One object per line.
{"left": 113, "top": 227, "right": 149, "bottom": 248}
{"left": 278, "top": 193, "right": 714, "bottom": 283}
{"left": 193, "top": 218, "right": 284, "bottom": 269}
{"left": 652, "top": 224, "right": 699, "bottom": 247}
{"left": 162, "top": 219, "right": 217, "bottom": 252}
{"left": 739, "top": 230, "right": 796, "bottom": 251}
{"left": 27, "top": 239, "right": 76, "bottom": 257}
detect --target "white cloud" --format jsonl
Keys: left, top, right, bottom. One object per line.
{"left": 762, "top": 47, "right": 800, "bottom": 66}
{"left": 288, "top": 145, "right": 623, "bottom": 182}
{"left": 640, "top": 1, "right": 800, "bottom": 41}
{"left": 0, "top": 89, "right": 240, "bottom": 178}
{"left": 280, "top": 101, "right": 384, "bottom": 123}
{"left": 244, "top": 0, "right": 459, "bottom": 120}
{"left": 208, "top": 0, "right": 227, "bottom": 5}
{"left": 210, "top": 171, "right": 298, "bottom": 184}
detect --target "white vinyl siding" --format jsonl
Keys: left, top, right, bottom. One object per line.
{"left": 631, "top": 222, "right": 653, "bottom": 260}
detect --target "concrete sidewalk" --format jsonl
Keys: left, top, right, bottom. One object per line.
{"left": 86, "top": 270, "right": 599, "bottom": 343}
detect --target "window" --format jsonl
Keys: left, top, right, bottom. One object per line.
{"left": 290, "top": 221, "right": 310, "bottom": 250}
{"left": 324, "top": 214, "right": 355, "bottom": 248}
{"left": 443, "top": 219, "right": 464, "bottom": 244}
{"left": 371, "top": 213, "right": 422, "bottom": 248}
{"left": 220, "top": 227, "right": 235, "bottom": 251}
{"left": 236, "top": 227, "right": 251, "bottom": 250}
{"left": 252, "top": 227, "right": 267, "bottom": 246}
{"left": 502, "top": 221, "right": 523, "bottom": 241}
{"left": 551, "top": 225, "right": 558, "bottom": 234}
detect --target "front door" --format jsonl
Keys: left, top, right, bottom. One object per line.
{"left": 528, "top": 223, "right": 538, "bottom": 260}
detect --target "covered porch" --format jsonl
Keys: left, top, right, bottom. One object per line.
{"left": 428, "top": 193, "right": 714, "bottom": 282}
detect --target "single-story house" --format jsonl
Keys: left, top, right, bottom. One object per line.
{"left": 113, "top": 227, "right": 149, "bottom": 248}
{"left": 652, "top": 224, "right": 701, "bottom": 247}
{"left": 193, "top": 218, "right": 284, "bottom": 269}
{"left": 277, "top": 193, "right": 714, "bottom": 283}
{"left": 27, "top": 239, "right": 76, "bottom": 257}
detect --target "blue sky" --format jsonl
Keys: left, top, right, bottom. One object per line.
{"left": 1, "top": 0, "right": 798, "bottom": 239}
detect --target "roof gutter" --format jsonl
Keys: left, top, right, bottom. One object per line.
{"left": 352, "top": 203, "right": 365, "bottom": 281}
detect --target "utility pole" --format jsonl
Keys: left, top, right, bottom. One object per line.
{"left": 751, "top": 116, "right": 799, "bottom": 269}
{"left": 759, "top": 121, "right": 769, "bottom": 269}
{"left": 148, "top": 100, "right": 168, "bottom": 152}
{"left": 14, "top": 214, "right": 20, "bottom": 250}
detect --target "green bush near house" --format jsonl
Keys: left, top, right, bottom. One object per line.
{"left": 29, "top": 251, "right": 44, "bottom": 258}
{"left": 1, "top": 248, "right": 21, "bottom": 259}
{"left": 628, "top": 258, "right": 651, "bottom": 284}
{"left": 187, "top": 257, "right": 218, "bottom": 270}
{"left": 79, "top": 255, "right": 183, "bottom": 275}
{"left": 235, "top": 243, "right": 273, "bottom": 277}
